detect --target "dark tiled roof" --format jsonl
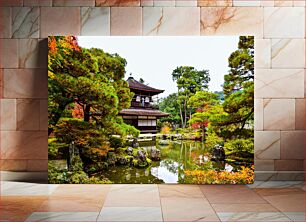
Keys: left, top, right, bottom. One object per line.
{"left": 127, "top": 77, "right": 164, "bottom": 94}
{"left": 119, "top": 108, "right": 169, "bottom": 117}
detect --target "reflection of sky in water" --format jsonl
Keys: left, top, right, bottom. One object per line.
{"left": 151, "top": 160, "right": 179, "bottom": 183}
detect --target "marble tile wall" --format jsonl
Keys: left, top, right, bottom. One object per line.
{"left": 0, "top": 0, "right": 304, "bottom": 181}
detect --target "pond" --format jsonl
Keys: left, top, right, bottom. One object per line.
{"left": 101, "top": 140, "right": 232, "bottom": 184}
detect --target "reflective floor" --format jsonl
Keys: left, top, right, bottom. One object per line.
{"left": 0, "top": 181, "right": 305, "bottom": 221}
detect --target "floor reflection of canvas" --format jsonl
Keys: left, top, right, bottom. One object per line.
{"left": 48, "top": 36, "right": 254, "bottom": 184}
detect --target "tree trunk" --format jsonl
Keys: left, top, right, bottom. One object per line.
{"left": 184, "top": 100, "right": 187, "bottom": 128}
{"left": 84, "top": 105, "right": 91, "bottom": 122}
{"left": 179, "top": 106, "right": 184, "bottom": 128}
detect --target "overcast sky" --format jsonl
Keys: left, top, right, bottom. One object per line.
{"left": 78, "top": 36, "right": 239, "bottom": 98}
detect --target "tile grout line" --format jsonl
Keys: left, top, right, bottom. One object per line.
{"left": 95, "top": 184, "right": 112, "bottom": 221}
{"left": 157, "top": 184, "right": 165, "bottom": 222}
{"left": 198, "top": 185, "right": 222, "bottom": 222}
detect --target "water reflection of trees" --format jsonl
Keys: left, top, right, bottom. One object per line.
{"left": 156, "top": 141, "right": 212, "bottom": 180}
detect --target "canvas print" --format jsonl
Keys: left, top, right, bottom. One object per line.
{"left": 48, "top": 36, "right": 254, "bottom": 184}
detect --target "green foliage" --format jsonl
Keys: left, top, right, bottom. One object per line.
{"left": 48, "top": 162, "right": 112, "bottom": 184}
{"left": 109, "top": 136, "right": 125, "bottom": 149}
{"left": 48, "top": 36, "right": 134, "bottom": 136}
{"left": 205, "top": 131, "right": 224, "bottom": 150}
{"left": 224, "top": 138, "right": 254, "bottom": 163}
{"left": 158, "top": 93, "right": 181, "bottom": 125}
{"left": 172, "top": 66, "right": 210, "bottom": 128}
{"left": 219, "top": 36, "right": 254, "bottom": 140}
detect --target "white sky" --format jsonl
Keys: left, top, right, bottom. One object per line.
{"left": 78, "top": 36, "right": 239, "bottom": 98}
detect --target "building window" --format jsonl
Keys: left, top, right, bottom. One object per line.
{"left": 138, "top": 119, "right": 156, "bottom": 126}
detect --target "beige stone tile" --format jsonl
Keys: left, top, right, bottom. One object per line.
{"left": 275, "top": 160, "right": 304, "bottom": 171}
{"left": 274, "top": 0, "right": 293, "bottom": 6}
{"left": 0, "top": 69, "right": 3, "bottom": 98}
{"left": 260, "top": 0, "right": 274, "bottom": 6}
{"left": 254, "top": 99, "right": 263, "bottom": 130}
{"left": 0, "top": 39, "right": 18, "bottom": 68}
{"left": 255, "top": 131, "right": 280, "bottom": 160}
{"left": 40, "top": 99, "right": 48, "bottom": 131}
{"left": 158, "top": 184, "right": 204, "bottom": 198}
{"left": 103, "top": 184, "right": 160, "bottom": 207}
{"left": 264, "top": 7, "right": 305, "bottom": 38}
{"left": 96, "top": 0, "right": 140, "bottom": 6}
{"left": 0, "top": 131, "right": 48, "bottom": 159}
{"left": 0, "top": 159, "right": 27, "bottom": 171}
{"left": 81, "top": 7, "right": 110, "bottom": 36}
{"left": 38, "top": 196, "right": 104, "bottom": 212}
{"left": 295, "top": 99, "right": 305, "bottom": 130}
{"left": 212, "top": 203, "right": 278, "bottom": 212}
{"left": 53, "top": 0, "right": 95, "bottom": 6}
{"left": 200, "top": 7, "right": 263, "bottom": 37}
{"left": 176, "top": 0, "right": 197, "bottom": 6}
{"left": 254, "top": 159, "right": 274, "bottom": 171}
{"left": 233, "top": 0, "right": 261, "bottom": 6}
{"left": 52, "top": 184, "right": 111, "bottom": 198}
{"left": 255, "top": 69, "right": 304, "bottom": 98}
{"left": 263, "top": 99, "right": 295, "bottom": 130}
{"left": 217, "top": 212, "right": 291, "bottom": 221}
{"left": 304, "top": 70, "right": 306, "bottom": 98}
{"left": 27, "top": 159, "right": 48, "bottom": 171}
{"left": 141, "top": 0, "right": 153, "bottom": 6}
{"left": 293, "top": 0, "right": 306, "bottom": 6}
{"left": 17, "top": 99, "right": 40, "bottom": 130}
{"left": 0, "top": 196, "right": 47, "bottom": 222}
{"left": 23, "top": 0, "right": 52, "bottom": 6}
{"left": 143, "top": 7, "right": 200, "bottom": 35}
{"left": 0, "top": 99, "right": 16, "bottom": 131}
{"left": 0, "top": 0, "right": 22, "bottom": 6}
{"left": 256, "top": 188, "right": 305, "bottom": 212}
{"left": 98, "top": 207, "right": 163, "bottom": 221}
{"left": 199, "top": 185, "right": 266, "bottom": 203}
{"left": 154, "top": 0, "right": 176, "bottom": 6}
{"left": 161, "top": 197, "right": 219, "bottom": 221}
{"left": 255, "top": 39, "right": 271, "bottom": 68}
{"left": 280, "top": 131, "right": 304, "bottom": 160}
{"left": 12, "top": 7, "right": 39, "bottom": 38}
{"left": 198, "top": 0, "right": 232, "bottom": 6}
{"left": 0, "top": 7, "right": 11, "bottom": 38}
{"left": 40, "top": 7, "right": 80, "bottom": 38}
{"left": 271, "top": 39, "right": 305, "bottom": 68}
{"left": 19, "top": 39, "right": 48, "bottom": 68}
{"left": 110, "top": 7, "right": 142, "bottom": 35}
{"left": 3, "top": 69, "right": 48, "bottom": 99}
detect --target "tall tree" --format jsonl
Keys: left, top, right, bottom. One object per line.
{"left": 158, "top": 93, "right": 181, "bottom": 126}
{"left": 188, "top": 91, "right": 223, "bottom": 142}
{"left": 48, "top": 36, "right": 135, "bottom": 136}
{"left": 172, "top": 66, "right": 210, "bottom": 128}
{"left": 219, "top": 36, "right": 254, "bottom": 139}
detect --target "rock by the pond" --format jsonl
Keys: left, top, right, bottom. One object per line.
{"left": 158, "top": 140, "right": 170, "bottom": 145}
{"left": 118, "top": 156, "right": 128, "bottom": 165}
{"left": 126, "top": 147, "right": 133, "bottom": 155}
{"left": 137, "top": 150, "right": 147, "bottom": 161}
{"left": 131, "top": 138, "right": 139, "bottom": 148}
{"left": 150, "top": 148, "right": 161, "bottom": 161}
{"left": 211, "top": 144, "right": 225, "bottom": 161}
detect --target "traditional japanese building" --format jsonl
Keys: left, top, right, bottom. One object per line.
{"left": 119, "top": 76, "right": 169, "bottom": 133}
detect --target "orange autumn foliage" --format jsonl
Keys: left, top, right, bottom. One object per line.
{"left": 72, "top": 103, "right": 84, "bottom": 119}
{"left": 184, "top": 165, "right": 254, "bottom": 184}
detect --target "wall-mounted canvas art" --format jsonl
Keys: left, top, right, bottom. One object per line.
{"left": 48, "top": 36, "right": 254, "bottom": 184}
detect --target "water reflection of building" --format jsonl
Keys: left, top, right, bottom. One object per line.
{"left": 119, "top": 76, "right": 169, "bottom": 133}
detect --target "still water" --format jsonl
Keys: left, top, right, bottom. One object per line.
{"left": 102, "top": 140, "right": 228, "bottom": 184}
